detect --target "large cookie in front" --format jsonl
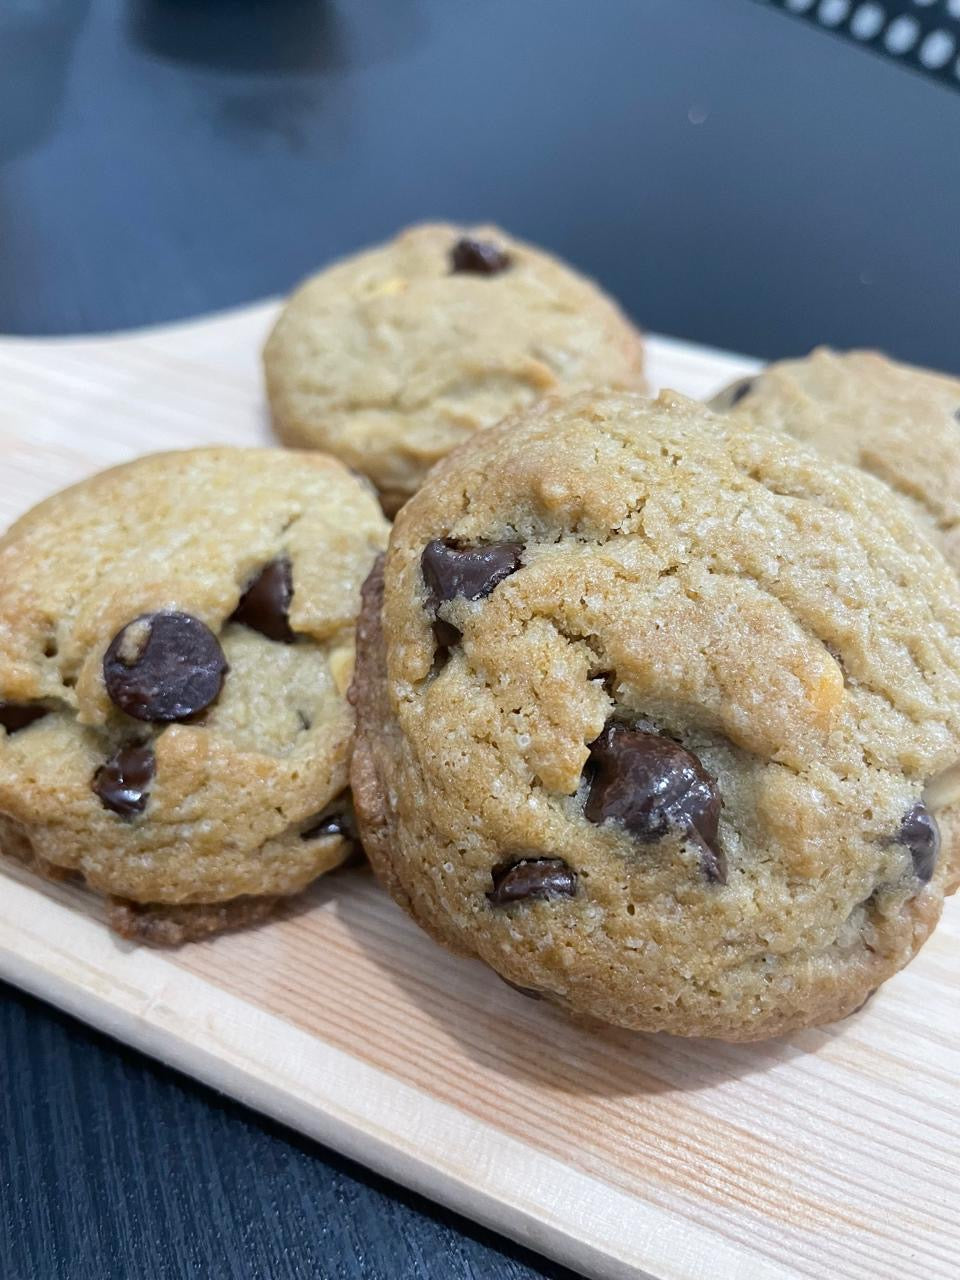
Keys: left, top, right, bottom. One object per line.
{"left": 0, "top": 448, "right": 388, "bottom": 942}
{"left": 350, "top": 390, "right": 960, "bottom": 1040}
{"left": 264, "top": 222, "right": 646, "bottom": 513}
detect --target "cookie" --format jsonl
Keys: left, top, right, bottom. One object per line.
{"left": 0, "top": 448, "right": 387, "bottom": 942}
{"left": 350, "top": 390, "right": 960, "bottom": 1040}
{"left": 711, "top": 348, "right": 960, "bottom": 571}
{"left": 712, "top": 348, "right": 960, "bottom": 895}
{"left": 264, "top": 222, "right": 646, "bottom": 514}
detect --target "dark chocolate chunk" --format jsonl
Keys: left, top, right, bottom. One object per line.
{"left": 0, "top": 704, "right": 48, "bottom": 734}
{"left": 898, "top": 801, "right": 939, "bottom": 882}
{"left": 696, "top": 838, "right": 726, "bottom": 885}
{"left": 103, "top": 612, "right": 228, "bottom": 722}
{"left": 230, "top": 557, "right": 294, "bottom": 643}
{"left": 487, "top": 857, "right": 577, "bottom": 906}
{"left": 450, "top": 237, "right": 512, "bottom": 276}
{"left": 422, "top": 539, "right": 523, "bottom": 607}
{"left": 421, "top": 539, "right": 522, "bottom": 661}
{"left": 93, "top": 744, "right": 155, "bottom": 817}
{"left": 301, "top": 811, "right": 354, "bottom": 841}
{"left": 724, "top": 377, "right": 755, "bottom": 408}
{"left": 585, "top": 724, "right": 726, "bottom": 882}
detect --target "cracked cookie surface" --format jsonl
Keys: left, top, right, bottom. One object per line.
{"left": 0, "top": 447, "right": 387, "bottom": 941}
{"left": 350, "top": 390, "right": 960, "bottom": 1039}
{"left": 264, "top": 222, "right": 646, "bottom": 513}
{"left": 712, "top": 349, "right": 960, "bottom": 892}
{"left": 712, "top": 348, "right": 960, "bottom": 571}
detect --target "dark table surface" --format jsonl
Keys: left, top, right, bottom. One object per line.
{"left": 1, "top": 3, "right": 958, "bottom": 1279}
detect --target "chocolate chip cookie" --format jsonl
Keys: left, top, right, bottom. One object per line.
{"left": 0, "top": 448, "right": 387, "bottom": 943}
{"left": 350, "top": 390, "right": 960, "bottom": 1040}
{"left": 264, "top": 222, "right": 646, "bottom": 514}
{"left": 711, "top": 348, "right": 960, "bottom": 571}
{"left": 713, "top": 348, "right": 960, "bottom": 894}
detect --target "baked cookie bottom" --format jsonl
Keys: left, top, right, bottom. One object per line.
{"left": 0, "top": 817, "right": 358, "bottom": 946}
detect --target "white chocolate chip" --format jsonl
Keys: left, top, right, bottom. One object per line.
{"left": 328, "top": 644, "right": 355, "bottom": 695}
{"left": 923, "top": 761, "right": 960, "bottom": 812}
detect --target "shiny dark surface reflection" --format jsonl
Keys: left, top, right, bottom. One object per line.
{"left": 0, "top": 0, "right": 90, "bottom": 162}
{"left": 132, "top": 0, "right": 350, "bottom": 71}
{"left": 0, "top": 0, "right": 958, "bottom": 375}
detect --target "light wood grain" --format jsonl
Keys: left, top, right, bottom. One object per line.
{"left": 0, "top": 306, "right": 957, "bottom": 1280}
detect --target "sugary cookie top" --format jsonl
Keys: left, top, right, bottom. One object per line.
{"left": 356, "top": 390, "right": 960, "bottom": 1036}
{"left": 264, "top": 222, "right": 646, "bottom": 507}
{"left": 0, "top": 448, "right": 388, "bottom": 905}
{"left": 712, "top": 348, "right": 960, "bottom": 571}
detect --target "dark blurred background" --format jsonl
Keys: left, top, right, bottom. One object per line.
{"left": 0, "top": 0, "right": 958, "bottom": 372}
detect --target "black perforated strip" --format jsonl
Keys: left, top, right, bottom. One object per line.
{"left": 758, "top": 0, "right": 960, "bottom": 91}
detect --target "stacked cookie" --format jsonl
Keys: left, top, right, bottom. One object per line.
{"left": 0, "top": 449, "right": 388, "bottom": 943}
{"left": 265, "top": 222, "right": 646, "bottom": 512}
{"left": 2, "top": 221, "right": 958, "bottom": 1041}
{"left": 0, "top": 224, "right": 643, "bottom": 945}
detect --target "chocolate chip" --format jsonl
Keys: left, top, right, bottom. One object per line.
{"left": 450, "top": 237, "right": 511, "bottom": 276}
{"left": 93, "top": 744, "right": 155, "bottom": 817}
{"left": 421, "top": 539, "right": 523, "bottom": 660}
{"left": 103, "top": 612, "right": 228, "bottom": 722}
{"left": 898, "top": 801, "right": 939, "bottom": 882}
{"left": 697, "top": 839, "right": 726, "bottom": 885}
{"left": 422, "top": 539, "right": 523, "bottom": 607}
{"left": 487, "top": 858, "right": 577, "bottom": 906}
{"left": 584, "top": 724, "right": 726, "bottom": 883}
{"left": 301, "top": 811, "right": 354, "bottom": 841}
{"left": 230, "top": 557, "right": 294, "bottom": 643}
{"left": 0, "top": 704, "right": 48, "bottom": 734}
{"left": 725, "top": 377, "right": 755, "bottom": 408}
{"left": 301, "top": 809, "right": 363, "bottom": 865}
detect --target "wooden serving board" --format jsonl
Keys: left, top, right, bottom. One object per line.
{"left": 1, "top": 305, "right": 958, "bottom": 1280}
